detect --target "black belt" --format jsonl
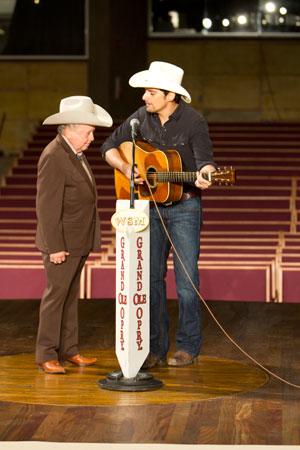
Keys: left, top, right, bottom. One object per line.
{"left": 151, "top": 190, "right": 199, "bottom": 207}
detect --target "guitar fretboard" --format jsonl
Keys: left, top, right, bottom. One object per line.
{"left": 147, "top": 172, "right": 197, "bottom": 183}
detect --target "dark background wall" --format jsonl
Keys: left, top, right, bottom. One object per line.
{"left": 0, "top": 0, "right": 300, "bottom": 153}
{"left": 88, "top": 0, "right": 147, "bottom": 120}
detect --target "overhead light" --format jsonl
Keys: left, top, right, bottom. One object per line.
{"left": 222, "top": 18, "right": 230, "bottom": 27}
{"left": 265, "top": 2, "right": 276, "bottom": 13}
{"left": 237, "top": 15, "right": 248, "bottom": 25}
{"left": 278, "top": 17, "right": 284, "bottom": 23}
{"left": 34, "top": 0, "right": 40, "bottom": 4}
{"left": 202, "top": 18, "right": 212, "bottom": 30}
{"left": 169, "top": 11, "right": 179, "bottom": 29}
{"left": 279, "top": 7, "right": 287, "bottom": 15}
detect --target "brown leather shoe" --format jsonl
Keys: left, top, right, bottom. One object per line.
{"left": 38, "top": 360, "right": 66, "bottom": 374}
{"left": 141, "top": 353, "right": 167, "bottom": 370}
{"left": 167, "top": 350, "right": 195, "bottom": 367}
{"left": 66, "top": 354, "right": 97, "bottom": 367}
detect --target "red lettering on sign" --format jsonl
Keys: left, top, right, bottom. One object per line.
{"left": 136, "top": 308, "right": 143, "bottom": 350}
{"left": 133, "top": 293, "right": 147, "bottom": 305}
{"left": 136, "top": 270, "right": 142, "bottom": 281}
{"left": 135, "top": 238, "right": 146, "bottom": 351}
{"left": 136, "top": 307, "right": 143, "bottom": 319}
{"left": 136, "top": 330, "right": 143, "bottom": 350}
{"left": 120, "top": 239, "right": 125, "bottom": 291}
{"left": 118, "top": 292, "right": 127, "bottom": 304}
{"left": 120, "top": 307, "right": 125, "bottom": 350}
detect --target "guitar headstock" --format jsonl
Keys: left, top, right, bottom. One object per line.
{"left": 205, "top": 166, "right": 236, "bottom": 186}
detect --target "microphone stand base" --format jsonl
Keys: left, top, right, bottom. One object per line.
{"left": 98, "top": 370, "right": 163, "bottom": 392}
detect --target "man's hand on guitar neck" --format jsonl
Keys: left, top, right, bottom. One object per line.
{"left": 195, "top": 164, "right": 216, "bottom": 190}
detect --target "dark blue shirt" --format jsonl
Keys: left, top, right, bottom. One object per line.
{"left": 101, "top": 101, "right": 215, "bottom": 194}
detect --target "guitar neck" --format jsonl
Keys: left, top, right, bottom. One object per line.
{"left": 149, "top": 172, "right": 209, "bottom": 183}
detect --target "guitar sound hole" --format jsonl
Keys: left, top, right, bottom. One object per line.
{"left": 146, "top": 167, "right": 157, "bottom": 188}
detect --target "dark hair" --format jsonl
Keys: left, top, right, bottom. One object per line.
{"left": 160, "top": 89, "right": 181, "bottom": 104}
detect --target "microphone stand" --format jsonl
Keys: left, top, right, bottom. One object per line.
{"left": 130, "top": 131, "right": 136, "bottom": 209}
{"left": 99, "top": 122, "right": 163, "bottom": 392}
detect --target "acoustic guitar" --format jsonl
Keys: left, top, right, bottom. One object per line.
{"left": 115, "top": 141, "right": 236, "bottom": 203}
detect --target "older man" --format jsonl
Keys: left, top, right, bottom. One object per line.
{"left": 35, "top": 96, "right": 112, "bottom": 374}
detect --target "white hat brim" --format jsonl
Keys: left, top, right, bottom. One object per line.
{"left": 43, "top": 104, "right": 113, "bottom": 127}
{"left": 129, "top": 70, "right": 191, "bottom": 103}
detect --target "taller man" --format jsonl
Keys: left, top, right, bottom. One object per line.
{"left": 100, "top": 61, "right": 216, "bottom": 368}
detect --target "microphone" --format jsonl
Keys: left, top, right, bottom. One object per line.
{"left": 130, "top": 118, "right": 140, "bottom": 140}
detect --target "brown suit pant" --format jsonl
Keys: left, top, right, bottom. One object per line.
{"left": 36, "top": 253, "right": 87, "bottom": 364}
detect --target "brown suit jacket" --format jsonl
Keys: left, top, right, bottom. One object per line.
{"left": 35, "top": 134, "right": 100, "bottom": 256}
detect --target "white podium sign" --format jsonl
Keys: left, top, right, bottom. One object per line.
{"left": 112, "top": 199, "right": 150, "bottom": 379}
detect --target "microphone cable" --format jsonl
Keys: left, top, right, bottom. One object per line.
{"left": 141, "top": 175, "right": 300, "bottom": 390}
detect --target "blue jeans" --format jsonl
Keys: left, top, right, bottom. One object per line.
{"left": 150, "top": 196, "right": 202, "bottom": 358}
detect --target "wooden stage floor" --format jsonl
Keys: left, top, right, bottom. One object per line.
{"left": 0, "top": 299, "right": 300, "bottom": 445}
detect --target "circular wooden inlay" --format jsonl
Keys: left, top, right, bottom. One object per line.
{"left": 0, "top": 349, "right": 269, "bottom": 406}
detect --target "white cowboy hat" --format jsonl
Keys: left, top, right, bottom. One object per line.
{"left": 43, "top": 96, "right": 113, "bottom": 127}
{"left": 129, "top": 61, "right": 191, "bottom": 103}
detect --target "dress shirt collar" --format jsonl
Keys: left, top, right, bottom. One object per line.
{"left": 169, "top": 100, "right": 184, "bottom": 121}
{"left": 152, "top": 100, "right": 184, "bottom": 123}
{"left": 61, "top": 134, "right": 82, "bottom": 157}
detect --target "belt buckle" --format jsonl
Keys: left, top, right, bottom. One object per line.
{"left": 163, "top": 201, "right": 173, "bottom": 207}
